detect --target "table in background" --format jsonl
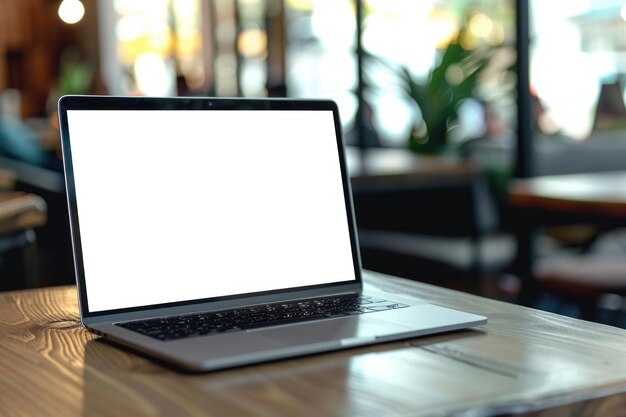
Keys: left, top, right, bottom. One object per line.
{"left": 346, "top": 147, "right": 479, "bottom": 183}
{"left": 508, "top": 171, "right": 626, "bottom": 218}
{"left": 507, "top": 171, "right": 626, "bottom": 304}
{"left": 1, "top": 271, "right": 626, "bottom": 417}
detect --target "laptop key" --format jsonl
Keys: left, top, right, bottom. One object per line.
{"left": 117, "top": 293, "right": 403, "bottom": 341}
{"left": 367, "top": 306, "right": 392, "bottom": 312}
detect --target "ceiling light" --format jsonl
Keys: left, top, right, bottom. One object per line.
{"left": 58, "top": 0, "right": 85, "bottom": 24}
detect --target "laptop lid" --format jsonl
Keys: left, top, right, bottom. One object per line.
{"left": 58, "top": 95, "right": 362, "bottom": 321}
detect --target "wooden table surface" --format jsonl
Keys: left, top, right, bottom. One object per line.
{"left": 1, "top": 271, "right": 626, "bottom": 417}
{"left": 347, "top": 148, "right": 479, "bottom": 188}
{"left": 508, "top": 171, "right": 626, "bottom": 218}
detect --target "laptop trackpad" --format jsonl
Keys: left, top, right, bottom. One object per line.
{"left": 172, "top": 315, "right": 414, "bottom": 367}
{"left": 252, "top": 315, "right": 411, "bottom": 347}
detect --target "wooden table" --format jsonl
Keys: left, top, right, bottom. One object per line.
{"left": 508, "top": 171, "right": 626, "bottom": 219}
{"left": 507, "top": 171, "right": 626, "bottom": 305}
{"left": 347, "top": 147, "right": 479, "bottom": 187}
{"left": 1, "top": 271, "right": 626, "bottom": 417}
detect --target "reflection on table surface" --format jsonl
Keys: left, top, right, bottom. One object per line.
{"left": 1, "top": 271, "right": 626, "bottom": 417}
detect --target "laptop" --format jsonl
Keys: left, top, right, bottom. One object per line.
{"left": 58, "top": 95, "right": 486, "bottom": 372}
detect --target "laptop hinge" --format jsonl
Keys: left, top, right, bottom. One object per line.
{"left": 82, "top": 282, "right": 362, "bottom": 326}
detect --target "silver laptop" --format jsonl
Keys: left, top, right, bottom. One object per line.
{"left": 58, "top": 95, "right": 486, "bottom": 372}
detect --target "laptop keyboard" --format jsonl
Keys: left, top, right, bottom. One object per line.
{"left": 117, "top": 294, "right": 409, "bottom": 341}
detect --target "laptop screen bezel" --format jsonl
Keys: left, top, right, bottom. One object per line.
{"left": 58, "top": 95, "right": 363, "bottom": 320}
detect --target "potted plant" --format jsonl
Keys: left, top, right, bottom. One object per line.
{"left": 399, "top": 31, "right": 491, "bottom": 155}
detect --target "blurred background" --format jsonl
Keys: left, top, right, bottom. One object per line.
{"left": 2, "top": 0, "right": 626, "bottom": 327}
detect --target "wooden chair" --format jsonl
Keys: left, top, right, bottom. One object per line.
{"left": 0, "top": 170, "right": 47, "bottom": 289}
{"left": 353, "top": 175, "right": 515, "bottom": 295}
{"left": 535, "top": 231, "right": 626, "bottom": 322}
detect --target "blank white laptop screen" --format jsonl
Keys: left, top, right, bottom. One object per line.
{"left": 66, "top": 109, "right": 357, "bottom": 312}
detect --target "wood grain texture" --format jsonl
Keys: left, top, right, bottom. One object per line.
{"left": 1, "top": 272, "right": 626, "bottom": 417}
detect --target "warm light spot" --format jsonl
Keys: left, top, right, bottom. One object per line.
{"left": 428, "top": 5, "right": 459, "bottom": 49}
{"left": 181, "top": 58, "right": 206, "bottom": 89}
{"left": 459, "top": 31, "right": 478, "bottom": 50}
{"left": 469, "top": 13, "right": 493, "bottom": 38}
{"left": 237, "top": 28, "right": 268, "bottom": 58}
{"left": 486, "top": 22, "right": 505, "bottom": 46}
{"left": 148, "top": 30, "right": 173, "bottom": 54}
{"left": 58, "top": 0, "right": 85, "bottom": 24}
{"left": 285, "top": 0, "right": 315, "bottom": 11}
{"left": 621, "top": 3, "right": 626, "bottom": 21}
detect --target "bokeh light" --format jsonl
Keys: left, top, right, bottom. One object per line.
{"left": 58, "top": 0, "right": 85, "bottom": 24}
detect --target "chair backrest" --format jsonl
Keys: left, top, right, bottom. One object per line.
{"left": 352, "top": 175, "right": 499, "bottom": 238}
